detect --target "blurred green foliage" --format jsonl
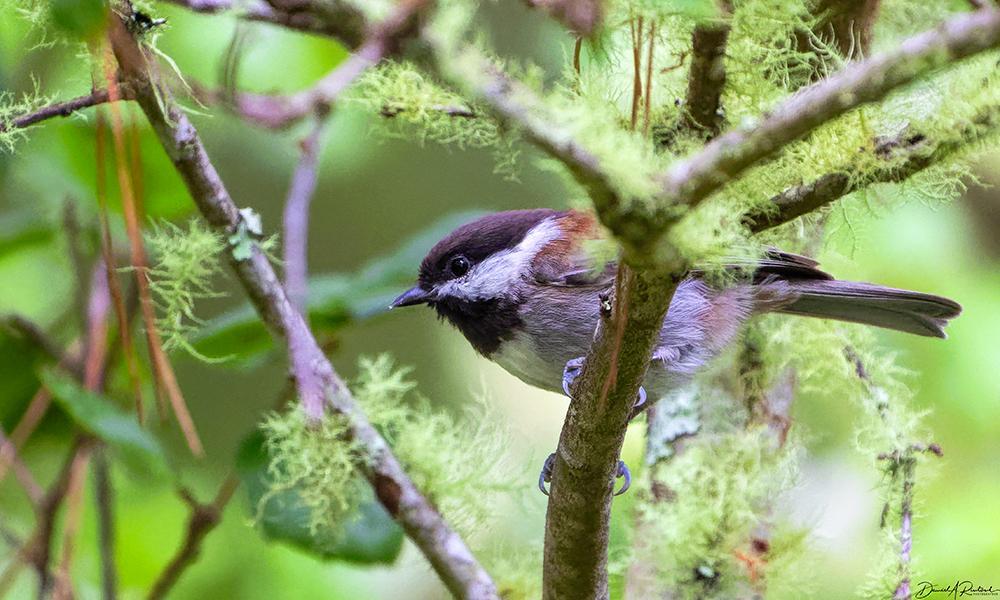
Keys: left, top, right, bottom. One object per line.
{"left": 194, "top": 210, "right": 487, "bottom": 365}
{"left": 42, "top": 369, "right": 168, "bottom": 477}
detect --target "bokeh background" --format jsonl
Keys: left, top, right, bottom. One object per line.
{"left": 1, "top": 2, "right": 998, "bottom": 598}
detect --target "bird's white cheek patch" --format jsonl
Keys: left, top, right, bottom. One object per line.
{"left": 436, "top": 219, "right": 561, "bottom": 302}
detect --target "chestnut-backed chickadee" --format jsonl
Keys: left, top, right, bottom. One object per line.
{"left": 390, "top": 209, "right": 961, "bottom": 492}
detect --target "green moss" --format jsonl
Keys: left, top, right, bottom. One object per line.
{"left": 260, "top": 355, "right": 521, "bottom": 544}
{"left": 353, "top": 61, "right": 520, "bottom": 177}
{"left": 637, "top": 428, "right": 806, "bottom": 599}
{"left": 0, "top": 78, "right": 53, "bottom": 152}
{"left": 145, "top": 219, "right": 228, "bottom": 362}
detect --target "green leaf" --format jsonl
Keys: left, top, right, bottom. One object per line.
{"left": 236, "top": 431, "right": 404, "bottom": 563}
{"left": 194, "top": 210, "right": 488, "bottom": 365}
{"left": 0, "top": 329, "right": 45, "bottom": 428}
{"left": 0, "top": 211, "right": 54, "bottom": 258}
{"left": 41, "top": 369, "right": 168, "bottom": 476}
{"left": 49, "top": 0, "right": 107, "bottom": 39}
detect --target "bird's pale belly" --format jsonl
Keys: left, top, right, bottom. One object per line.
{"left": 491, "top": 331, "right": 569, "bottom": 394}
{"left": 490, "top": 330, "right": 681, "bottom": 399}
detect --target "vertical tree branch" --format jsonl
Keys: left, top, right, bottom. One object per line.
{"left": 101, "top": 48, "right": 203, "bottom": 455}
{"left": 799, "top": 0, "right": 882, "bottom": 61}
{"left": 891, "top": 455, "right": 915, "bottom": 600}
{"left": 680, "top": 0, "right": 732, "bottom": 136}
{"left": 543, "top": 266, "right": 682, "bottom": 599}
{"left": 93, "top": 449, "right": 117, "bottom": 600}
{"left": 93, "top": 105, "right": 146, "bottom": 421}
{"left": 0, "top": 390, "right": 52, "bottom": 488}
{"left": 52, "top": 446, "right": 93, "bottom": 600}
{"left": 630, "top": 16, "right": 645, "bottom": 130}
{"left": 283, "top": 116, "right": 328, "bottom": 314}
{"left": 0, "top": 427, "right": 44, "bottom": 507}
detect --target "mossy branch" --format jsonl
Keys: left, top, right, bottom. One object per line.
{"left": 0, "top": 87, "right": 127, "bottom": 136}
{"left": 204, "top": 0, "right": 425, "bottom": 130}
{"left": 659, "top": 8, "right": 1000, "bottom": 221}
{"left": 745, "top": 102, "right": 1000, "bottom": 232}
{"left": 106, "top": 7, "right": 498, "bottom": 599}
{"left": 160, "top": 0, "right": 367, "bottom": 48}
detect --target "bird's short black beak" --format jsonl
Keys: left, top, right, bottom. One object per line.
{"left": 389, "top": 286, "right": 433, "bottom": 309}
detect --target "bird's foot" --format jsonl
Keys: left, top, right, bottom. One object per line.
{"left": 538, "top": 453, "right": 555, "bottom": 496}
{"left": 628, "top": 386, "right": 648, "bottom": 420}
{"left": 561, "top": 357, "right": 585, "bottom": 398}
{"left": 536, "top": 453, "right": 632, "bottom": 496}
{"left": 562, "top": 357, "right": 647, "bottom": 418}
{"left": 615, "top": 460, "right": 632, "bottom": 496}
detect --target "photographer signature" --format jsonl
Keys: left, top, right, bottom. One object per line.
{"left": 915, "top": 581, "right": 999, "bottom": 599}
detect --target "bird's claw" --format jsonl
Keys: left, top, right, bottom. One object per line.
{"left": 538, "top": 453, "right": 556, "bottom": 496}
{"left": 562, "top": 357, "right": 647, "bottom": 418}
{"left": 555, "top": 358, "right": 634, "bottom": 496}
{"left": 537, "top": 453, "right": 632, "bottom": 496}
{"left": 615, "top": 460, "right": 632, "bottom": 496}
{"left": 628, "top": 386, "right": 648, "bottom": 420}
{"left": 561, "top": 357, "right": 585, "bottom": 398}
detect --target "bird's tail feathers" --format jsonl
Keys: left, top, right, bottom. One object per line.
{"left": 773, "top": 280, "right": 961, "bottom": 338}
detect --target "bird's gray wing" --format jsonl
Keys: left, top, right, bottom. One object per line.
{"left": 534, "top": 257, "right": 618, "bottom": 289}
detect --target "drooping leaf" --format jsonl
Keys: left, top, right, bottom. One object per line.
{"left": 0, "top": 210, "right": 54, "bottom": 258}
{"left": 49, "top": 0, "right": 107, "bottom": 38}
{"left": 236, "top": 431, "right": 404, "bottom": 563}
{"left": 0, "top": 329, "right": 45, "bottom": 428}
{"left": 41, "top": 369, "right": 167, "bottom": 476}
{"left": 194, "top": 210, "right": 487, "bottom": 365}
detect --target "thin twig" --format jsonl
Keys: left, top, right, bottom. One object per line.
{"left": 573, "top": 37, "right": 583, "bottom": 75}
{"left": 146, "top": 476, "right": 239, "bottom": 600}
{"left": 107, "top": 5, "right": 498, "bottom": 597}
{"left": 63, "top": 201, "right": 92, "bottom": 335}
{"left": 642, "top": 20, "right": 656, "bottom": 135}
{"left": 0, "top": 426, "right": 44, "bottom": 506}
{"left": 630, "top": 16, "right": 644, "bottom": 130}
{"left": 161, "top": 0, "right": 368, "bottom": 48}
{"left": 0, "top": 88, "right": 127, "bottom": 133}
{"left": 0, "top": 315, "right": 75, "bottom": 371}
{"left": 52, "top": 446, "right": 92, "bottom": 600}
{"left": 15, "top": 438, "right": 87, "bottom": 599}
{"left": 93, "top": 448, "right": 118, "bottom": 600}
{"left": 283, "top": 116, "right": 328, "bottom": 313}
{"left": 0, "top": 389, "right": 52, "bottom": 488}
{"left": 101, "top": 48, "right": 203, "bottom": 454}
{"left": 94, "top": 103, "right": 146, "bottom": 421}
{"left": 847, "top": 348, "right": 944, "bottom": 600}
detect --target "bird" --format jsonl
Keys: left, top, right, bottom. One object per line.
{"left": 389, "top": 208, "right": 962, "bottom": 493}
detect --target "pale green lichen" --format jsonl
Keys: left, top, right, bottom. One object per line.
{"left": 0, "top": 78, "right": 53, "bottom": 153}
{"left": 352, "top": 61, "right": 520, "bottom": 178}
{"left": 145, "top": 219, "right": 228, "bottom": 362}
{"left": 260, "top": 355, "right": 521, "bottom": 542}
{"left": 636, "top": 428, "right": 807, "bottom": 599}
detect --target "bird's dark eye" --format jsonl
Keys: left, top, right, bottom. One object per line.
{"left": 447, "top": 255, "right": 470, "bottom": 278}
